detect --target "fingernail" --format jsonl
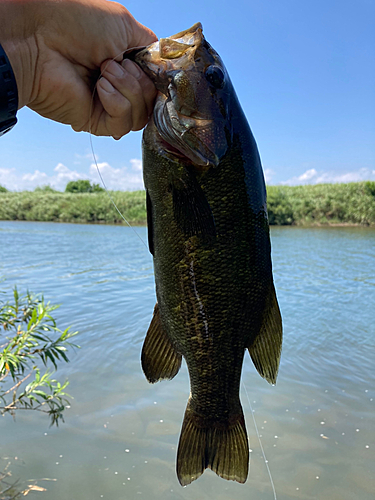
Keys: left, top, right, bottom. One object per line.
{"left": 99, "top": 77, "right": 115, "bottom": 93}
{"left": 106, "top": 61, "right": 124, "bottom": 77}
{"left": 122, "top": 59, "right": 142, "bottom": 79}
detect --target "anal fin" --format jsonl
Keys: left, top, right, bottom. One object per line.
{"left": 141, "top": 303, "right": 182, "bottom": 383}
{"left": 248, "top": 283, "right": 283, "bottom": 385}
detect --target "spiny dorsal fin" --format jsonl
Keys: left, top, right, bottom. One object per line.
{"left": 141, "top": 303, "right": 182, "bottom": 383}
{"left": 248, "top": 283, "right": 282, "bottom": 385}
{"left": 177, "top": 401, "right": 249, "bottom": 486}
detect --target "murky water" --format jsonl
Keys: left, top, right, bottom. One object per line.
{"left": 0, "top": 221, "right": 374, "bottom": 500}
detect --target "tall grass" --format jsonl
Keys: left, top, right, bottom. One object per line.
{"left": 267, "top": 182, "right": 375, "bottom": 226}
{"left": 0, "top": 182, "right": 374, "bottom": 226}
{"left": 0, "top": 191, "right": 146, "bottom": 224}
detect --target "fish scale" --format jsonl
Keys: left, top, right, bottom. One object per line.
{"left": 135, "top": 22, "right": 282, "bottom": 486}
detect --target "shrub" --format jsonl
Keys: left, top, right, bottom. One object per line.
{"left": 364, "top": 181, "right": 375, "bottom": 197}
{"left": 65, "top": 180, "right": 104, "bottom": 193}
{"left": 266, "top": 186, "right": 294, "bottom": 225}
{"left": 0, "top": 288, "right": 79, "bottom": 426}
{"left": 0, "top": 183, "right": 374, "bottom": 226}
{"left": 34, "top": 184, "right": 59, "bottom": 193}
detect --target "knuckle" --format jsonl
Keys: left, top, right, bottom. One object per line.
{"left": 106, "top": 118, "right": 132, "bottom": 138}
{"left": 122, "top": 59, "right": 142, "bottom": 79}
{"left": 138, "top": 72, "right": 156, "bottom": 92}
{"left": 105, "top": 107, "right": 133, "bottom": 137}
{"left": 132, "top": 120, "right": 147, "bottom": 132}
{"left": 131, "top": 107, "right": 148, "bottom": 131}
{"left": 122, "top": 74, "right": 143, "bottom": 97}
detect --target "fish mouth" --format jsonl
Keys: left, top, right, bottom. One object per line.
{"left": 134, "top": 23, "right": 204, "bottom": 94}
{"left": 168, "top": 22, "right": 203, "bottom": 42}
{"left": 135, "top": 23, "right": 229, "bottom": 168}
{"left": 122, "top": 45, "right": 148, "bottom": 61}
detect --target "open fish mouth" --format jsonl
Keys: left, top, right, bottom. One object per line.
{"left": 134, "top": 23, "right": 231, "bottom": 169}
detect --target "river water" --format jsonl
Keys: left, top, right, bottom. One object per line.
{"left": 0, "top": 221, "right": 374, "bottom": 500}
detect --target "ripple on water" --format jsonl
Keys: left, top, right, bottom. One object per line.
{"left": 1, "top": 222, "right": 374, "bottom": 500}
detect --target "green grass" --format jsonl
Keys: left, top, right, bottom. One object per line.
{"left": 266, "top": 181, "right": 375, "bottom": 226}
{"left": 0, "top": 182, "right": 374, "bottom": 226}
{"left": 0, "top": 190, "right": 146, "bottom": 225}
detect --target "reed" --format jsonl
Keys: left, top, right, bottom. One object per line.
{"left": 0, "top": 182, "right": 374, "bottom": 226}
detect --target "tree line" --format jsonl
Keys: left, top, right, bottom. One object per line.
{"left": 0, "top": 179, "right": 104, "bottom": 194}
{"left": 0, "top": 181, "right": 375, "bottom": 226}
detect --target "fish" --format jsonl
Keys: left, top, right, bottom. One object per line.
{"left": 134, "top": 23, "right": 282, "bottom": 486}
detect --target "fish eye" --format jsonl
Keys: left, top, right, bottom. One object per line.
{"left": 205, "top": 65, "right": 225, "bottom": 89}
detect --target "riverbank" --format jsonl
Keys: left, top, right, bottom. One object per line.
{"left": 0, "top": 182, "right": 374, "bottom": 226}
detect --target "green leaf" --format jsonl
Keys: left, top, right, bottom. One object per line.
{"left": 1, "top": 287, "right": 79, "bottom": 426}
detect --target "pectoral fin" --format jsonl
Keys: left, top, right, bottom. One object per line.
{"left": 141, "top": 303, "right": 182, "bottom": 383}
{"left": 248, "top": 283, "right": 282, "bottom": 385}
{"left": 172, "top": 172, "right": 216, "bottom": 240}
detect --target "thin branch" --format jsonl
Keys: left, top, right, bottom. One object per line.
{"left": 0, "top": 405, "right": 52, "bottom": 415}
{"left": 1, "top": 373, "right": 31, "bottom": 397}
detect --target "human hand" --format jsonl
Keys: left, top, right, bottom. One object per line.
{"left": 0, "top": 0, "right": 157, "bottom": 138}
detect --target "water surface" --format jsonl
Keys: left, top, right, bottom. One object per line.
{"left": 0, "top": 221, "right": 374, "bottom": 500}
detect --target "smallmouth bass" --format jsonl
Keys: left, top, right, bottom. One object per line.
{"left": 134, "top": 23, "right": 282, "bottom": 486}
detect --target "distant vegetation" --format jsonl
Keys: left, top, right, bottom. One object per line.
{"left": 266, "top": 181, "right": 375, "bottom": 226}
{"left": 0, "top": 189, "right": 146, "bottom": 224}
{"left": 65, "top": 179, "right": 104, "bottom": 193}
{"left": 0, "top": 182, "right": 374, "bottom": 226}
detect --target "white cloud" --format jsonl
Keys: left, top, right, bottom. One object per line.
{"left": 89, "top": 160, "right": 144, "bottom": 191}
{"left": 264, "top": 168, "right": 275, "bottom": 184}
{"left": 0, "top": 167, "right": 19, "bottom": 190}
{"left": 281, "top": 167, "right": 375, "bottom": 186}
{"left": 130, "top": 158, "right": 142, "bottom": 171}
{"left": 0, "top": 159, "right": 144, "bottom": 191}
{"left": 299, "top": 168, "right": 318, "bottom": 181}
{"left": 0, "top": 163, "right": 87, "bottom": 191}
{"left": 22, "top": 169, "right": 49, "bottom": 183}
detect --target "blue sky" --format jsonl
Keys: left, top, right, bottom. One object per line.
{"left": 1, "top": 0, "right": 374, "bottom": 191}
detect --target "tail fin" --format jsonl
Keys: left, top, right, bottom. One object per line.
{"left": 177, "top": 400, "right": 249, "bottom": 486}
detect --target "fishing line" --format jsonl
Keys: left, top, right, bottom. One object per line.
{"left": 88, "top": 49, "right": 148, "bottom": 251}
{"left": 242, "top": 380, "right": 278, "bottom": 500}
{"left": 89, "top": 50, "right": 278, "bottom": 496}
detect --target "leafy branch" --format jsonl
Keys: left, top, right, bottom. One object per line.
{"left": 0, "top": 288, "right": 79, "bottom": 426}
